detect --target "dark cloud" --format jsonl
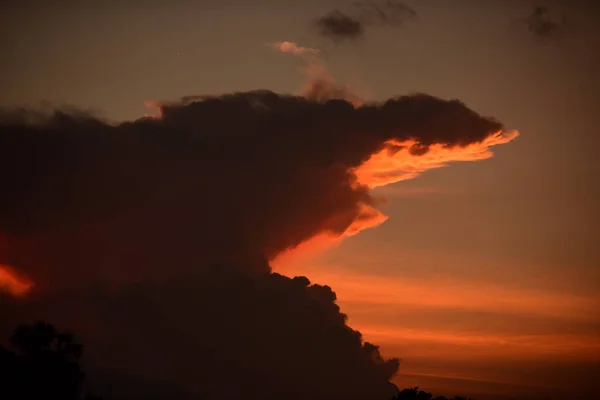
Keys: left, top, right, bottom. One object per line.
{"left": 315, "top": 10, "right": 365, "bottom": 44}
{"left": 0, "top": 90, "right": 506, "bottom": 399}
{"left": 513, "top": 5, "right": 570, "bottom": 40}
{"left": 314, "top": 1, "right": 417, "bottom": 44}
{"left": 0, "top": 91, "right": 502, "bottom": 290}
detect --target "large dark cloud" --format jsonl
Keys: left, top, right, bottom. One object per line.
{"left": 0, "top": 91, "right": 502, "bottom": 290}
{"left": 314, "top": 1, "right": 417, "bottom": 44}
{"left": 0, "top": 90, "right": 505, "bottom": 399}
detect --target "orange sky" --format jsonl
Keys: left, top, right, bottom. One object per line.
{"left": 273, "top": 237, "right": 600, "bottom": 398}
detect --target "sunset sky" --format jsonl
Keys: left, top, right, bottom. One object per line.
{"left": 1, "top": 1, "right": 599, "bottom": 399}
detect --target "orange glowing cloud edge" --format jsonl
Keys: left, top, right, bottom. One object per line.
{"left": 273, "top": 129, "right": 519, "bottom": 266}
{"left": 0, "top": 264, "right": 33, "bottom": 297}
{"left": 270, "top": 41, "right": 321, "bottom": 56}
{"left": 354, "top": 130, "right": 520, "bottom": 189}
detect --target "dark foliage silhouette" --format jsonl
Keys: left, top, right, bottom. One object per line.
{"left": 391, "top": 386, "right": 473, "bottom": 400}
{"left": 0, "top": 321, "right": 100, "bottom": 400}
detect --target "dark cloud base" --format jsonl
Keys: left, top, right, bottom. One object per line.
{"left": 1, "top": 270, "right": 399, "bottom": 400}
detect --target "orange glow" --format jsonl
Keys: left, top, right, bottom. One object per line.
{"left": 274, "top": 130, "right": 519, "bottom": 264}
{"left": 342, "top": 202, "right": 389, "bottom": 237}
{"left": 143, "top": 101, "right": 163, "bottom": 119}
{"left": 272, "top": 202, "right": 388, "bottom": 264}
{"left": 272, "top": 265, "right": 600, "bottom": 321}
{"left": 359, "top": 325, "right": 600, "bottom": 360}
{"left": 271, "top": 262, "right": 600, "bottom": 371}
{"left": 0, "top": 264, "right": 33, "bottom": 297}
{"left": 354, "top": 130, "right": 520, "bottom": 189}
{"left": 269, "top": 41, "right": 320, "bottom": 56}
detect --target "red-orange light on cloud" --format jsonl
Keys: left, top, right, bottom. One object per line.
{"left": 0, "top": 264, "right": 33, "bottom": 297}
{"left": 273, "top": 202, "right": 388, "bottom": 265}
{"left": 354, "top": 130, "right": 520, "bottom": 189}
{"left": 273, "top": 130, "right": 519, "bottom": 268}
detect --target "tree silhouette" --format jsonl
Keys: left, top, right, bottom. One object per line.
{"left": 0, "top": 321, "right": 100, "bottom": 400}
{"left": 391, "top": 386, "right": 474, "bottom": 400}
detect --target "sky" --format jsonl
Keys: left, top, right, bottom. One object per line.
{"left": 1, "top": 1, "right": 599, "bottom": 399}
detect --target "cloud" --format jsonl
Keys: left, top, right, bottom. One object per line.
{"left": 0, "top": 264, "right": 32, "bottom": 296}
{"left": 512, "top": 5, "right": 571, "bottom": 40}
{"left": 314, "top": 1, "right": 418, "bottom": 44}
{"left": 271, "top": 41, "right": 365, "bottom": 107}
{"left": 270, "top": 41, "right": 321, "bottom": 56}
{"left": 315, "top": 10, "right": 366, "bottom": 44}
{"left": 0, "top": 90, "right": 514, "bottom": 290}
{"left": 0, "top": 62, "right": 517, "bottom": 398}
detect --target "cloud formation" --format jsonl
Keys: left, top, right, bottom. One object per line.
{"left": 315, "top": 10, "right": 365, "bottom": 44}
{"left": 0, "top": 89, "right": 513, "bottom": 290}
{"left": 270, "top": 41, "right": 321, "bottom": 56}
{"left": 0, "top": 264, "right": 32, "bottom": 296}
{"left": 314, "top": 1, "right": 417, "bottom": 44}
{"left": 0, "top": 52, "right": 517, "bottom": 398}
{"left": 512, "top": 5, "right": 571, "bottom": 40}
{"left": 271, "top": 41, "right": 365, "bottom": 107}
